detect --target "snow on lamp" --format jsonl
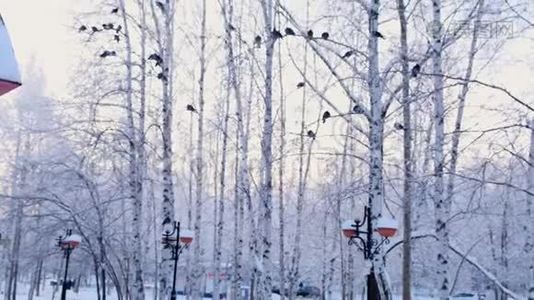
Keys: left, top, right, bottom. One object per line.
{"left": 179, "top": 229, "right": 194, "bottom": 245}
{"left": 0, "top": 14, "right": 21, "bottom": 96}
{"left": 60, "top": 234, "right": 82, "bottom": 250}
{"left": 376, "top": 216, "right": 398, "bottom": 238}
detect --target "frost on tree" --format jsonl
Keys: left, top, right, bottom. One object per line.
{"left": 0, "top": 14, "right": 21, "bottom": 96}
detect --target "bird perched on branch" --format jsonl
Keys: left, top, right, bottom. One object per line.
{"left": 115, "top": 25, "right": 122, "bottom": 33}
{"left": 91, "top": 26, "right": 100, "bottom": 33}
{"left": 307, "top": 130, "right": 316, "bottom": 139}
{"left": 254, "top": 35, "right": 262, "bottom": 48}
{"left": 394, "top": 122, "right": 404, "bottom": 130}
{"left": 186, "top": 104, "right": 196, "bottom": 112}
{"left": 307, "top": 30, "right": 314, "bottom": 39}
{"left": 148, "top": 53, "right": 163, "bottom": 66}
{"left": 322, "top": 111, "right": 331, "bottom": 123}
{"left": 411, "top": 64, "right": 421, "bottom": 78}
{"left": 157, "top": 72, "right": 167, "bottom": 81}
{"left": 321, "top": 32, "right": 329, "bottom": 40}
{"left": 342, "top": 50, "right": 354, "bottom": 59}
{"left": 111, "top": 7, "right": 119, "bottom": 14}
{"left": 373, "top": 31, "right": 385, "bottom": 39}
{"left": 296, "top": 82, "right": 305, "bottom": 88}
{"left": 156, "top": 1, "right": 165, "bottom": 12}
{"left": 78, "top": 25, "right": 87, "bottom": 32}
{"left": 114, "top": 35, "right": 120, "bottom": 42}
{"left": 272, "top": 29, "right": 283, "bottom": 40}
{"left": 353, "top": 104, "right": 364, "bottom": 114}
{"left": 285, "top": 27, "right": 295, "bottom": 36}
{"left": 100, "top": 50, "right": 116, "bottom": 58}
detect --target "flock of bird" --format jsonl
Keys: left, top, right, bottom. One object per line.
{"left": 77, "top": 6, "right": 423, "bottom": 140}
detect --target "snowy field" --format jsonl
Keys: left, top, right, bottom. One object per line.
{"left": 14, "top": 285, "right": 438, "bottom": 300}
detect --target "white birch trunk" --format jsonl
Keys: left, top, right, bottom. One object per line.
{"left": 258, "top": 0, "right": 275, "bottom": 297}
{"left": 431, "top": 0, "right": 449, "bottom": 298}
{"left": 527, "top": 119, "right": 534, "bottom": 288}
{"left": 192, "top": 0, "right": 207, "bottom": 298}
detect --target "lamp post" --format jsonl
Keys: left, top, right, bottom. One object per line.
{"left": 342, "top": 207, "right": 398, "bottom": 300}
{"left": 57, "top": 229, "right": 82, "bottom": 300}
{"left": 162, "top": 221, "right": 194, "bottom": 300}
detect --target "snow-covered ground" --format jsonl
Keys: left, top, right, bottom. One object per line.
{"left": 15, "top": 285, "right": 438, "bottom": 300}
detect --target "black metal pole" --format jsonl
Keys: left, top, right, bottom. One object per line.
{"left": 60, "top": 248, "right": 71, "bottom": 300}
{"left": 366, "top": 206, "right": 380, "bottom": 300}
{"left": 170, "top": 222, "right": 180, "bottom": 300}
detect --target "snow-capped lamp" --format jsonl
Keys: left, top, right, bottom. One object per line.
{"left": 376, "top": 216, "right": 398, "bottom": 238}
{"left": 59, "top": 233, "right": 82, "bottom": 250}
{"left": 0, "top": 14, "right": 21, "bottom": 96}
{"left": 179, "top": 229, "right": 194, "bottom": 245}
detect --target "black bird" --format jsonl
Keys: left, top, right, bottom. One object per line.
{"left": 186, "top": 104, "right": 196, "bottom": 112}
{"left": 394, "top": 122, "right": 404, "bottom": 130}
{"left": 322, "top": 111, "right": 331, "bottom": 123}
{"left": 321, "top": 32, "right": 329, "bottom": 40}
{"left": 78, "top": 25, "right": 87, "bottom": 32}
{"left": 254, "top": 35, "right": 262, "bottom": 48}
{"left": 307, "top": 130, "right": 316, "bottom": 139}
{"left": 373, "top": 31, "right": 385, "bottom": 39}
{"left": 157, "top": 72, "right": 167, "bottom": 81}
{"left": 285, "top": 27, "right": 295, "bottom": 36}
{"left": 272, "top": 29, "right": 283, "bottom": 40}
{"left": 411, "top": 64, "right": 421, "bottom": 78}
{"left": 91, "top": 26, "right": 100, "bottom": 33}
{"left": 111, "top": 7, "right": 119, "bottom": 14}
{"left": 100, "top": 50, "right": 115, "bottom": 58}
{"left": 342, "top": 50, "right": 354, "bottom": 59}
{"left": 107, "top": 23, "right": 114, "bottom": 30}
{"left": 307, "top": 30, "right": 314, "bottom": 39}
{"left": 352, "top": 104, "right": 364, "bottom": 114}
{"left": 114, "top": 35, "right": 120, "bottom": 42}
{"left": 102, "top": 23, "right": 109, "bottom": 30}
{"left": 116, "top": 25, "right": 122, "bottom": 33}
{"left": 148, "top": 53, "right": 162, "bottom": 62}
{"left": 156, "top": 1, "right": 165, "bottom": 12}
{"left": 296, "top": 82, "right": 305, "bottom": 88}
{"left": 228, "top": 24, "right": 236, "bottom": 31}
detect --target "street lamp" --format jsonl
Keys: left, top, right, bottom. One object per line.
{"left": 342, "top": 206, "right": 398, "bottom": 300}
{"left": 162, "top": 221, "right": 193, "bottom": 300}
{"left": 56, "top": 229, "right": 82, "bottom": 300}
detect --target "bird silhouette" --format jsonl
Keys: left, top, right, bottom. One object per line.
{"left": 114, "top": 35, "right": 120, "bottom": 42}
{"left": 100, "top": 50, "right": 116, "bottom": 58}
{"left": 322, "top": 111, "right": 331, "bottom": 123}
{"left": 353, "top": 104, "right": 364, "bottom": 114}
{"left": 78, "top": 25, "right": 87, "bottom": 32}
{"left": 307, "top": 130, "right": 316, "bottom": 139}
{"left": 186, "top": 104, "right": 196, "bottom": 112}
{"left": 272, "top": 29, "right": 283, "bottom": 40}
{"left": 111, "top": 7, "right": 119, "bottom": 14}
{"left": 116, "top": 25, "right": 122, "bottom": 33}
{"left": 157, "top": 72, "right": 168, "bottom": 81}
{"left": 156, "top": 1, "right": 165, "bottom": 12}
{"left": 373, "top": 31, "right": 385, "bottom": 39}
{"left": 91, "top": 26, "right": 100, "bottom": 33}
{"left": 296, "top": 82, "right": 305, "bottom": 88}
{"left": 254, "top": 35, "right": 262, "bottom": 48}
{"left": 285, "top": 27, "right": 295, "bottom": 36}
{"left": 394, "top": 122, "right": 404, "bottom": 130}
{"left": 321, "top": 32, "right": 329, "bottom": 40}
{"left": 342, "top": 50, "right": 354, "bottom": 59}
{"left": 228, "top": 24, "right": 236, "bottom": 31}
{"left": 148, "top": 53, "right": 163, "bottom": 64}
{"left": 411, "top": 64, "right": 421, "bottom": 78}
{"left": 307, "top": 30, "right": 314, "bottom": 39}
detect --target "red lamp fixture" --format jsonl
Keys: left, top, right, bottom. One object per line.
{"left": 0, "top": 14, "right": 21, "bottom": 96}
{"left": 342, "top": 220, "right": 357, "bottom": 238}
{"left": 59, "top": 234, "right": 82, "bottom": 250}
{"left": 376, "top": 216, "right": 398, "bottom": 238}
{"left": 179, "top": 229, "right": 194, "bottom": 245}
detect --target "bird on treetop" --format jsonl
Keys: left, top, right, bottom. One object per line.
{"left": 307, "top": 30, "right": 313, "bottom": 39}
{"left": 411, "top": 64, "right": 421, "bottom": 78}
{"left": 321, "top": 32, "right": 329, "bottom": 40}
{"left": 307, "top": 130, "right": 316, "bottom": 139}
{"left": 285, "top": 27, "right": 295, "bottom": 36}
{"left": 322, "top": 111, "right": 331, "bottom": 123}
